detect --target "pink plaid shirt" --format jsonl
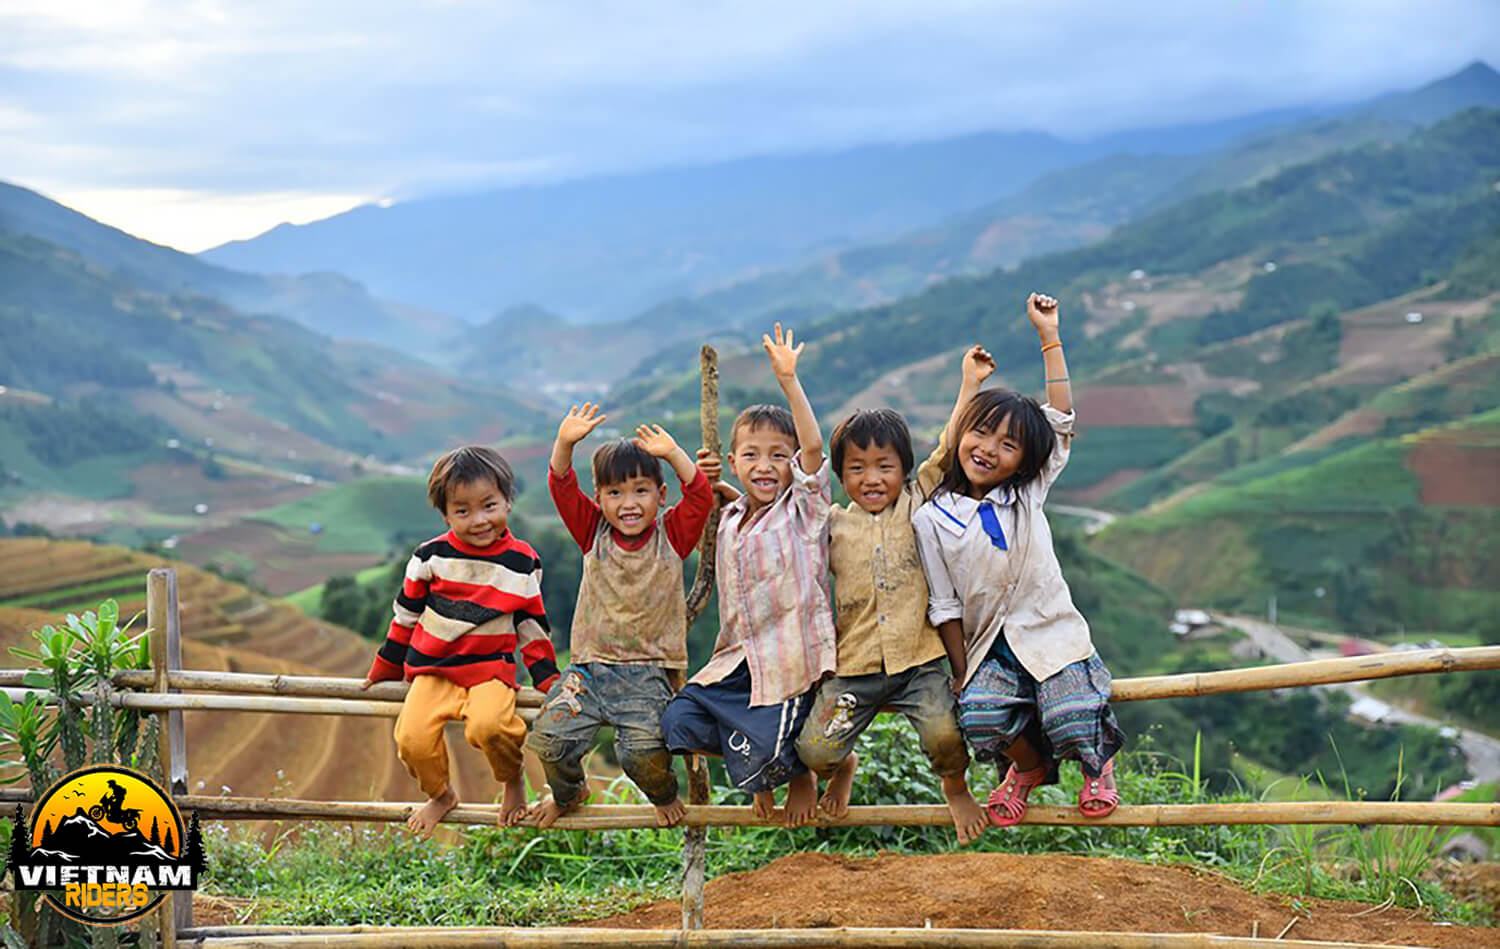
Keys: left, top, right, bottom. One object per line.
{"left": 691, "top": 456, "right": 836, "bottom": 707}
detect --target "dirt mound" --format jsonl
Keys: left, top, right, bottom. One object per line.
{"left": 591, "top": 852, "right": 1497, "bottom": 948}
{"left": 1408, "top": 441, "right": 1500, "bottom": 507}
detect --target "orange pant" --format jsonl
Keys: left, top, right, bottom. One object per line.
{"left": 392, "top": 675, "right": 527, "bottom": 797}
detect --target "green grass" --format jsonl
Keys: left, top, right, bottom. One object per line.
{"left": 197, "top": 723, "right": 1491, "bottom": 929}
{"left": 255, "top": 477, "right": 440, "bottom": 555}
{"left": 0, "top": 573, "right": 143, "bottom": 609}
{"left": 283, "top": 562, "right": 394, "bottom": 614}
{"left": 1053, "top": 425, "right": 1201, "bottom": 492}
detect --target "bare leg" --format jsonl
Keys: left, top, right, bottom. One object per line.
{"left": 529, "top": 790, "right": 588, "bottom": 829}
{"left": 752, "top": 790, "right": 776, "bottom": 819}
{"left": 653, "top": 796, "right": 687, "bottom": 828}
{"left": 941, "top": 772, "right": 987, "bottom": 845}
{"left": 498, "top": 776, "right": 528, "bottom": 827}
{"left": 784, "top": 771, "right": 818, "bottom": 827}
{"left": 817, "top": 752, "right": 858, "bottom": 819}
{"left": 406, "top": 785, "right": 457, "bottom": 839}
{"left": 1003, "top": 734, "right": 1045, "bottom": 772}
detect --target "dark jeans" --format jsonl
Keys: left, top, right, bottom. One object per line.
{"left": 525, "top": 663, "right": 679, "bottom": 807}
{"left": 796, "top": 658, "right": 970, "bottom": 778}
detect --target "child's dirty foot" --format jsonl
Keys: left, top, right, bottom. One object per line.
{"left": 528, "top": 792, "right": 585, "bottom": 829}
{"left": 1079, "top": 758, "right": 1120, "bottom": 818}
{"left": 407, "top": 786, "right": 457, "bottom": 839}
{"left": 752, "top": 790, "right": 776, "bottom": 820}
{"left": 818, "top": 752, "right": 858, "bottom": 819}
{"left": 941, "top": 772, "right": 988, "bottom": 845}
{"left": 784, "top": 771, "right": 817, "bottom": 827}
{"left": 498, "top": 778, "right": 529, "bottom": 827}
{"left": 654, "top": 797, "right": 687, "bottom": 828}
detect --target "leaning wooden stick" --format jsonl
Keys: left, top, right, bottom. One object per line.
{"left": 681, "top": 344, "right": 720, "bottom": 930}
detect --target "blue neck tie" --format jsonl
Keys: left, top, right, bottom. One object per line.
{"left": 977, "top": 500, "right": 1008, "bottom": 551}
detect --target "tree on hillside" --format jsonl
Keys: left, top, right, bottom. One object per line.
{"left": 162, "top": 826, "right": 175, "bottom": 854}
{"left": 149, "top": 815, "right": 160, "bottom": 846}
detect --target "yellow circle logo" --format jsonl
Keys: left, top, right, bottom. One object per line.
{"left": 6, "top": 765, "right": 202, "bottom": 926}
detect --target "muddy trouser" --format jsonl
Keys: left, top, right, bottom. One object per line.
{"left": 525, "top": 662, "right": 680, "bottom": 807}
{"left": 795, "top": 658, "right": 970, "bottom": 778}
{"left": 393, "top": 674, "right": 527, "bottom": 797}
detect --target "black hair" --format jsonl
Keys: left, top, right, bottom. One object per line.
{"left": 591, "top": 438, "right": 665, "bottom": 488}
{"left": 830, "top": 408, "right": 915, "bottom": 477}
{"left": 427, "top": 445, "right": 515, "bottom": 511}
{"left": 935, "top": 389, "right": 1056, "bottom": 499}
{"left": 729, "top": 404, "right": 797, "bottom": 450}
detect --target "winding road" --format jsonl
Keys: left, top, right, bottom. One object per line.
{"left": 1215, "top": 613, "right": 1500, "bottom": 785}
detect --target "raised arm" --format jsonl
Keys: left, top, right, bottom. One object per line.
{"left": 1028, "top": 293, "right": 1072, "bottom": 415}
{"left": 549, "top": 402, "right": 608, "bottom": 476}
{"left": 762, "top": 322, "right": 823, "bottom": 473}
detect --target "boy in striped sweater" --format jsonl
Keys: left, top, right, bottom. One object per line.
{"left": 362, "top": 446, "right": 561, "bottom": 837}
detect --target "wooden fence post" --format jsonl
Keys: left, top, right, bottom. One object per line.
{"left": 147, "top": 567, "right": 192, "bottom": 943}
{"left": 681, "top": 345, "right": 721, "bottom": 931}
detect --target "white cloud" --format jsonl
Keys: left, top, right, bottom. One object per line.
{"left": 0, "top": 0, "right": 1496, "bottom": 249}
{"left": 41, "top": 186, "right": 375, "bottom": 252}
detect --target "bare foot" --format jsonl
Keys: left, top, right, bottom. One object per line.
{"left": 406, "top": 786, "right": 457, "bottom": 839}
{"left": 653, "top": 797, "right": 686, "bottom": 828}
{"left": 817, "top": 752, "right": 858, "bottom": 819}
{"left": 498, "top": 777, "right": 528, "bottom": 827}
{"left": 784, "top": 771, "right": 817, "bottom": 827}
{"left": 941, "top": 772, "right": 988, "bottom": 845}
{"left": 528, "top": 792, "right": 586, "bottom": 829}
{"left": 752, "top": 790, "right": 776, "bottom": 820}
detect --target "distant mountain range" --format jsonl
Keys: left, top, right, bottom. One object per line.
{"left": 199, "top": 61, "right": 1500, "bottom": 340}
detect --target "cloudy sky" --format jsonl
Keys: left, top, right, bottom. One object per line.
{"left": 2, "top": 0, "right": 1497, "bottom": 252}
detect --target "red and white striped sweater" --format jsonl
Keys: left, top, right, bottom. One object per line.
{"left": 366, "top": 530, "right": 560, "bottom": 692}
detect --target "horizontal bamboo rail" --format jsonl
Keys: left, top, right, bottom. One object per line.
{"left": 7, "top": 645, "right": 1491, "bottom": 712}
{"left": 175, "top": 925, "right": 1434, "bottom": 949}
{"left": 0, "top": 789, "right": 1492, "bottom": 828}
{"left": 1108, "top": 645, "right": 1500, "bottom": 701}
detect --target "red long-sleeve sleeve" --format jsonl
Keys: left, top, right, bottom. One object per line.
{"left": 663, "top": 469, "right": 713, "bottom": 558}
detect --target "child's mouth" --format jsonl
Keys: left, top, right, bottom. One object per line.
{"left": 619, "top": 512, "right": 642, "bottom": 525}
{"left": 859, "top": 488, "right": 888, "bottom": 504}
{"left": 969, "top": 453, "right": 995, "bottom": 473}
{"left": 751, "top": 477, "right": 780, "bottom": 492}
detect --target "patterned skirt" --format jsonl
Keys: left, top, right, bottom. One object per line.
{"left": 957, "top": 636, "right": 1124, "bottom": 779}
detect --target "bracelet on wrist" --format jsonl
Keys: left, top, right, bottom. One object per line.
{"left": 1040, "top": 339, "right": 1063, "bottom": 352}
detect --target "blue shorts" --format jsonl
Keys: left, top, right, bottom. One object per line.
{"left": 660, "top": 662, "right": 812, "bottom": 794}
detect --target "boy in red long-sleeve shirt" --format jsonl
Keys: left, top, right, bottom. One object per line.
{"left": 526, "top": 403, "right": 717, "bottom": 828}
{"left": 362, "top": 446, "right": 560, "bottom": 837}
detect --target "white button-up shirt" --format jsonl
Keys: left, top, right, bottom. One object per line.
{"left": 912, "top": 404, "right": 1093, "bottom": 686}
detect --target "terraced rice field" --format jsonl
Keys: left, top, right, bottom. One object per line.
{"left": 0, "top": 539, "right": 502, "bottom": 811}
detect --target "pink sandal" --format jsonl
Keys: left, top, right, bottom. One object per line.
{"left": 1078, "top": 759, "right": 1119, "bottom": 818}
{"left": 986, "top": 763, "right": 1048, "bottom": 827}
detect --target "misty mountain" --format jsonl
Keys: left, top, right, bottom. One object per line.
{"left": 0, "top": 181, "right": 460, "bottom": 354}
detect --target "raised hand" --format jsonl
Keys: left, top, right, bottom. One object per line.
{"left": 695, "top": 447, "right": 723, "bottom": 483}
{"left": 633, "top": 423, "right": 681, "bottom": 458}
{"left": 962, "top": 344, "right": 996, "bottom": 387}
{"left": 557, "top": 403, "right": 608, "bottom": 446}
{"left": 762, "top": 322, "right": 804, "bottom": 382}
{"left": 1027, "top": 292, "right": 1060, "bottom": 337}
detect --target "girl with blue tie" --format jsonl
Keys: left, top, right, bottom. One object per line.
{"left": 912, "top": 292, "right": 1123, "bottom": 827}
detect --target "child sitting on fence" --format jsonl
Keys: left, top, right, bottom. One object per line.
{"left": 793, "top": 348, "right": 996, "bottom": 845}
{"left": 660, "top": 323, "right": 835, "bottom": 827}
{"left": 525, "top": 406, "right": 717, "bottom": 828}
{"left": 913, "top": 293, "right": 1124, "bottom": 827}
{"left": 362, "top": 446, "right": 561, "bottom": 836}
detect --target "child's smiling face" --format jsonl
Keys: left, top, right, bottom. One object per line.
{"left": 730, "top": 421, "right": 797, "bottom": 510}
{"left": 597, "top": 474, "right": 667, "bottom": 537}
{"left": 958, "top": 413, "right": 1025, "bottom": 496}
{"left": 442, "top": 477, "right": 511, "bottom": 547}
{"left": 839, "top": 440, "right": 905, "bottom": 514}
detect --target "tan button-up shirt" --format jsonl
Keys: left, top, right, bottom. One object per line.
{"left": 828, "top": 439, "right": 948, "bottom": 677}
{"left": 691, "top": 456, "right": 837, "bottom": 707}
{"left": 912, "top": 405, "right": 1095, "bottom": 685}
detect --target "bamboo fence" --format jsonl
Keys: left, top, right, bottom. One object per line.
{"left": 5, "top": 343, "right": 1499, "bottom": 947}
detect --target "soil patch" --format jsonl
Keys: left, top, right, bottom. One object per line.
{"left": 591, "top": 852, "right": 1497, "bottom": 947}
{"left": 1408, "top": 442, "right": 1500, "bottom": 507}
